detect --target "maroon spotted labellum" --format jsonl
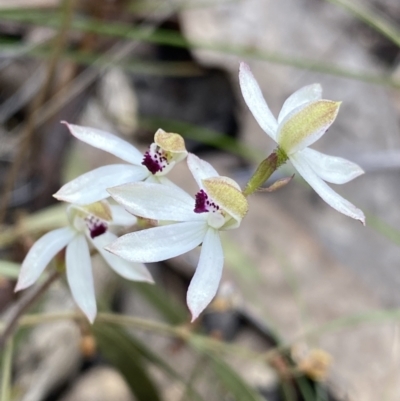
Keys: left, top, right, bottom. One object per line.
{"left": 85, "top": 215, "right": 108, "bottom": 239}
{"left": 194, "top": 189, "right": 220, "bottom": 214}
{"left": 142, "top": 145, "right": 169, "bottom": 175}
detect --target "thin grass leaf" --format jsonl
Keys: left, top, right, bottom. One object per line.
{"left": 129, "top": 282, "right": 187, "bottom": 325}
{"left": 208, "top": 353, "right": 265, "bottom": 401}
{"left": 325, "top": 0, "right": 400, "bottom": 47}
{"left": 0, "top": 204, "right": 67, "bottom": 247}
{"left": 0, "top": 337, "right": 13, "bottom": 401}
{"left": 93, "top": 323, "right": 162, "bottom": 401}
{"left": 0, "top": 13, "right": 399, "bottom": 88}
{"left": 122, "top": 331, "right": 205, "bottom": 401}
{"left": 366, "top": 212, "right": 400, "bottom": 247}
{"left": 140, "top": 116, "right": 262, "bottom": 161}
{"left": 0, "top": 261, "right": 20, "bottom": 279}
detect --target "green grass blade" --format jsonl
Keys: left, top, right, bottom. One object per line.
{"left": 207, "top": 353, "right": 265, "bottom": 401}
{"left": 93, "top": 323, "right": 162, "bottom": 401}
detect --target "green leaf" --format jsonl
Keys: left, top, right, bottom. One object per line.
{"left": 208, "top": 353, "right": 264, "bottom": 401}
{"left": 0, "top": 261, "right": 20, "bottom": 279}
{"left": 129, "top": 282, "right": 187, "bottom": 325}
{"left": 123, "top": 332, "right": 205, "bottom": 401}
{"left": 1, "top": 12, "right": 398, "bottom": 88}
{"left": 93, "top": 323, "right": 162, "bottom": 401}
{"left": 139, "top": 116, "right": 261, "bottom": 162}
{"left": 0, "top": 204, "right": 67, "bottom": 247}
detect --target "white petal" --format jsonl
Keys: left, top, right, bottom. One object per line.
{"left": 300, "top": 148, "right": 364, "bottom": 184}
{"left": 106, "top": 221, "right": 208, "bottom": 263}
{"left": 187, "top": 228, "right": 224, "bottom": 321}
{"left": 187, "top": 153, "right": 219, "bottom": 188}
{"left": 15, "top": 227, "right": 76, "bottom": 291}
{"left": 108, "top": 182, "right": 203, "bottom": 222}
{"left": 153, "top": 175, "right": 186, "bottom": 191}
{"left": 62, "top": 122, "right": 144, "bottom": 165}
{"left": 110, "top": 205, "right": 137, "bottom": 226}
{"left": 66, "top": 235, "right": 97, "bottom": 323}
{"left": 290, "top": 153, "right": 365, "bottom": 224}
{"left": 90, "top": 231, "right": 153, "bottom": 282}
{"left": 238, "top": 62, "right": 278, "bottom": 141}
{"left": 278, "top": 84, "right": 322, "bottom": 123}
{"left": 54, "top": 164, "right": 149, "bottom": 205}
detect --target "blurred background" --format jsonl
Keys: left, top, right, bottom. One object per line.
{"left": 0, "top": 0, "right": 400, "bottom": 400}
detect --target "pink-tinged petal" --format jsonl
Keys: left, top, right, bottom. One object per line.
{"left": 15, "top": 227, "right": 75, "bottom": 292}
{"left": 62, "top": 122, "right": 144, "bottom": 165}
{"left": 278, "top": 84, "right": 322, "bottom": 123}
{"left": 300, "top": 148, "right": 364, "bottom": 184}
{"left": 290, "top": 153, "right": 365, "bottom": 224}
{"left": 110, "top": 205, "right": 137, "bottom": 226}
{"left": 108, "top": 182, "right": 203, "bottom": 222}
{"left": 277, "top": 100, "right": 341, "bottom": 155}
{"left": 66, "top": 234, "right": 97, "bottom": 323}
{"left": 106, "top": 221, "right": 208, "bottom": 263}
{"left": 187, "top": 228, "right": 224, "bottom": 321}
{"left": 90, "top": 231, "right": 153, "bottom": 283}
{"left": 238, "top": 62, "right": 278, "bottom": 141}
{"left": 187, "top": 153, "right": 219, "bottom": 188}
{"left": 54, "top": 164, "right": 149, "bottom": 205}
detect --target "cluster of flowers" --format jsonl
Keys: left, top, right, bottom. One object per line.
{"left": 15, "top": 63, "right": 365, "bottom": 323}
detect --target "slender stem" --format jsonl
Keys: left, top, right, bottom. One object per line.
{"left": 0, "top": 337, "right": 13, "bottom": 401}
{"left": 4, "top": 311, "right": 260, "bottom": 361}
{"left": 326, "top": 0, "right": 400, "bottom": 48}
{"left": 179, "top": 354, "right": 208, "bottom": 401}
{"left": 243, "top": 148, "right": 288, "bottom": 197}
{"left": 0, "top": 270, "right": 60, "bottom": 349}
{"left": 0, "top": 0, "right": 76, "bottom": 225}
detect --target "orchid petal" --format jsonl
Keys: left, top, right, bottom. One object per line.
{"left": 239, "top": 62, "right": 278, "bottom": 141}
{"left": 15, "top": 227, "right": 76, "bottom": 291}
{"left": 278, "top": 84, "right": 322, "bottom": 123}
{"left": 90, "top": 231, "right": 153, "bottom": 283}
{"left": 54, "top": 164, "right": 149, "bottom": 205}
{"left": 110, "top": 205, "right": 137, "bottom": 226}
{"left": 62, "top": 122, "right": 144, "bottom": 165}
{"left": 154, "top": 174, "right": 190, "bottom": 191}
{"left": 187, "top": 153, "right": 219, "bottom": 188}
{"left": 106, "top": 221, "right": 208, "bottom": 263}
{"left": 290, "top": 153, "right": 365, "bottom": 224}
{"left": 300, "top": 148, "right": 364, "bottom": 184}
{"left": 66, "top": 234, "right": 97, "bottom": 323}
{"left": 108, "top": 182, "right": 203, "bottom": 222}
{"left": 278, "top": 100, "right": 341, "bottom": 154}
{"left": 187, "top": 228, "right": 224, "bottom": 321}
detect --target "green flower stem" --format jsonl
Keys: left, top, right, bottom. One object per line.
{"left": 243, "top": 148, "right": 288, "bottom": 197}
{"left": 0, "top": 337, "right": 13, "bottom": 401}
{"left": 5, "top": 312, "right": 261, "bottom": 362}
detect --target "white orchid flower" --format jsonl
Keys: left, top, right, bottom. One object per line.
{"left": 53, "top": 122, "right": 188, "bottom": 205}
{"left": 106, "top": 153, "right": 248, "bottom": 321}
{"left": 15, "top": 201, "right": 153, "bottom": 323}
{"left": 239, "top": 62, "right": 365, "bottom": 224}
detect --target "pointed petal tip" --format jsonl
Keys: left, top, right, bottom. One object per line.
{"left": 239, "top": 61, "right": 249, "bottom": 71}
{"left": 52, "top": 191, "right": 63, "bottom": 201}
{"left": 84, "top": 309, "right": 97, "bottom": 324}
{"left": 189, "top": 307, "right": 200, "bottom": 323}
{"left": 14, "top": 281, "right": 26, "bottom": 293}
{"left": 52, "top": 191, "right": 82, "bottom": 205}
